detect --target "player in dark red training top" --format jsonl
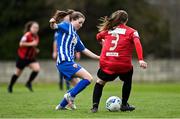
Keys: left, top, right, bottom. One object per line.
{"left": 8, "top": 21, "right": 40, "bottom": 93}
{"left": 91, "top": 10, "right": 148, "bottom": 113}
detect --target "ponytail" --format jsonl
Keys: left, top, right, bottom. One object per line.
{"left": 49, "top": 9, "right": 75, "bottom": 29}
{"left": 97, "top": 10, "right": 128, "bottom": 32}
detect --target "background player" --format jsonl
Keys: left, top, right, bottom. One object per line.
{"left": 8, "top": 21, "right": 40, "bottom": 93}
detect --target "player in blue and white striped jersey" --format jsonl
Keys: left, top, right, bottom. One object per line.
{"left": 55, "top": 21, "right": 85, "bottom": 64}
{"left": 50, "top": 10, "right": 100, "bottom": 110}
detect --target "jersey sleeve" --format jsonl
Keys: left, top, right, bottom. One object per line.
{"left": 132, "top": 30, "right": 140, "bottom": 39}
{"left": 130, "top": 30, "right": 143, "bottom": 60}
{"left": 57, "top": 21, "right": 70, "bottom": 33}
{"left": 20, "top": 33, "right": 30, "bottom": 42}
{"left": 133, "top": 36, "right": 143, "bottom": 61}
{"left": 20, "top": 35, "right": 27, "bottom": 42}
{"left": 96, "top": 30, "right": 107, "bottom": 41}
{"left": 75, "top": 36, "right": 86, "bottom": 52}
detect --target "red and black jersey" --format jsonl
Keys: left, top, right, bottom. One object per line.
{"left": 18, "top": 32, "right": 39, "bottom": 59}
{"left": 97, "top": 24, "right": 143, "bottom": 74}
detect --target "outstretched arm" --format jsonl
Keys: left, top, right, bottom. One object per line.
{"left": 134, "top": 37, "right": 147, "bottom": 69}
{"left": 82, "top": 48, "right": 100, "bottom": 60}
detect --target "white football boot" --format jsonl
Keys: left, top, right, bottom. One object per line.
{"left": 64, "top": 93, "right": 77, "bottom": 110}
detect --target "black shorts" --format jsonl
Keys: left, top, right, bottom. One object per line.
{"left": 16, "top": 57, "right": 37, "bottom": 70}
{"left": 97, "top": 68, "right": 133, "bottom": 82}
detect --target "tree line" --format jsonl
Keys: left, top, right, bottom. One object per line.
{"left": 0, "top": 0, "right": 170, "bottom": 60}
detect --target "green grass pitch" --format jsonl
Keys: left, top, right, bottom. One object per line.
{"left": 0, "top": 82, "right": 180, "bottom": 118}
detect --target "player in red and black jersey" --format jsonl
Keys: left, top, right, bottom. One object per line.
{"left": 91, "top": 10, "right": 148, "bottom": 112}
{"left": 8, "top": 21, "right": 40, "bottom": 93}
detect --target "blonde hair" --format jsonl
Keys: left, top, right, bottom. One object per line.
{"left": 97, "top": 10, "right": 128, "bottom": 31}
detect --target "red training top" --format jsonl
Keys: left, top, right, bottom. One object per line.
{"left": 96, "top": 24, "right": 143, "bottom": 74}
{"left": 18, "top": 32, "right": 39, "bottom": 60}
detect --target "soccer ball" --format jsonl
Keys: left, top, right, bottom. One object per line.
{"left": 105, "top": 96, "right": 121, "bottom": 112}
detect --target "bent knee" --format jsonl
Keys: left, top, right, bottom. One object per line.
{"left": 34, "top": 68, "right": 40, "bottom": 72}
{"left": 84, "top": 75, "right": 93, "bottom": 82}
{"left": 33, "top": 65, "right": 40, "bottom": 72}
{"left": 30, "top": 63, "right": 40, "bottom": 72}
{"left": 97, "top": 79, "right": 106, "bottom": 85}
{"left": 33, "top": 67, "right": 40, "bottom": 72}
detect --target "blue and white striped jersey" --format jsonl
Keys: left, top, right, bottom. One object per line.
{"left": 55, "top": 21, "right": 85, "bottom": 64}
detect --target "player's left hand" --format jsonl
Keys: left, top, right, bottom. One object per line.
{"left": 139, "top": 60, "right": 147, "bottom": 69}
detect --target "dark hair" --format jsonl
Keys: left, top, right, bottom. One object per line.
{"left": 50, "top": 9, "right": 75, "bottom": 29}
{"left": 97, "top": 10, "right": 128, "bottom": 31}
{"left": 52, "top": 9, "right": 75, "bottom": 23}
{"left": 67, "top": 9, "right": 75, "bottom": 14}
{"left": 69, "top": 11, "right": 85, "bottom": 21}
{"left": 24, "top": 21, "right": 38, "bottom": 33}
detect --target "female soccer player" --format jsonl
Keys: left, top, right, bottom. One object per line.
{"left": 50, "top": 10, "right": 100, "bottom": 110}
{"left": 53, "top": 36, "right": 81, "bottom": 90}
{"left": 52, "top": 10, "right": 74, "bottom": 91}
{"left": 91, "top": 10, "right": 148, "bottom": 113}
{"left": 52, "top": 9, "right": 82, "bottom": 91}
{"left": 8, "top": 21, "right": 40, "bottom": 93}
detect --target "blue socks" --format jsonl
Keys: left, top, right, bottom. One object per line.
{"left": 70, "top": 79, "right": 90, "bottom": 97}
{"left": 60, "top": 98, "right": 68, "bottom": 107}
{"left": 59, "top": 88, "right": 73, "bottom": 107}
{"left": 59, "top": 79, "right": 90, "bottom": 107}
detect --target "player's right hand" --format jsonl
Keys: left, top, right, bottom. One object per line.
{"left": 31, "top": 40, "right": 38, "bottom": 46}
{"left": 49, "top": 18, "right": 56, "bottom": 23}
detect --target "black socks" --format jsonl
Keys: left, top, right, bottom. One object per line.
{"left": 122, "top": 79, "right": 132, "bottom": 105}
{"left": 9, "top": 74, "right": 18, "bottom": 88}
{"left": 92, "top": 83, "right": 104, "bottom": 108}
{"left": 27, "top": 71, "right": 38, "bottom": 84}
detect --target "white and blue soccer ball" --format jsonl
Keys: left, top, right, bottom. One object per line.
{"left": 105, "top": 96, "right": 122, "bottom": 112}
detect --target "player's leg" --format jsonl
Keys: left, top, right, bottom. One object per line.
{"left": 26, "top": 61, "right": 40, "bottom": 91}
{"left": 59, "top": 72, "right": 64, "bottom": 90}
{"left": 56, "top": 62, "right": 92, "bottom": 110}
{"left": 119, "top": 68, "right": 135, "bottom": 111}
{"left": 63, "top": 68, "right": 92, "bottom": 109}
{"left": 55, "top": 68, "right": 80, "bottom": 110}
{"left": 56, "top": 77, "right": 79, "bottom": 110}
{"left": 65, "top": 79, "right": 70, "bottom": 90}
{"left": 91, "top": 68, "right": 117, "bottom": 113}
{"left": 8, "top": 68, "right": 23, "bottom": 93}
{"left": 8, "top": 58, "right": 25, "bottom": 93}
{"left": 70, "top": 77, "right": 80, "bottom": 86}
{"left": 91, "top": 78, "right": 106, "bottom": 113}
{"left": 66, "top": 68, "right": 92, "bottom": 98}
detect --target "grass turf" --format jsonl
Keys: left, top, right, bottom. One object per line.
{"left": 0, "top": 82, "right": 180, "bottom": 118}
